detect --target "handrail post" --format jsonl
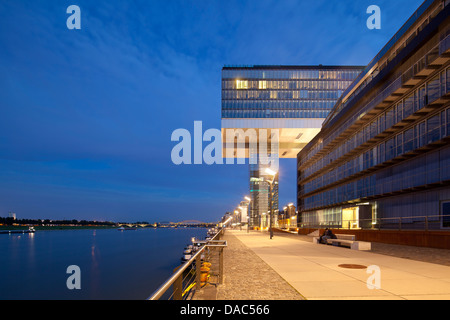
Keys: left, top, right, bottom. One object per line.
{"left": 173, "top": 273, "right": 182, "bottom": 300}
{"left": 398, "top": 217, "right": 402, "bottom": 231}
{"left": 425, "top": 216, "right": 429, "bottom": 231}
{"left": 219, "top": 247, "right": 224, "bottom": 285}
{"left": 195, "top": 256, "right": 201, "bottom": 291}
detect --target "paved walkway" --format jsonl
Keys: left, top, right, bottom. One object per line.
{"left": 212, "top": 229, "right": 450, "bottom": 300}
{"left": 215, "top": 231, "right": 304, "bottom": 300}
{"left": 193, "top": 231, "right": 304, "bottom": 300}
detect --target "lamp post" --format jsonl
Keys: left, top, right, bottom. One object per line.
{"left": 238, "top": 207, "right": 244, "bottom": 231}
{"left": 264, "top": 168, "right": 277, "bottom": 240}
{"left": 287, "top": 203, "right": 293, "bottom": 229}
{"left": 245, "top": 196, "right": 251, "bottom": 233}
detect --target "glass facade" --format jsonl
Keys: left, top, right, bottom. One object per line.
{"left": 249, "top": 163, "right": 279, "bottom": 229}
{"left": 222, "top": 67, "right": 362, "bottom": 119}
{"left": 297, "top": 0, "right": 450, "bottom": 230}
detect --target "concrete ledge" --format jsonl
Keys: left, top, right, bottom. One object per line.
{"left": 299, "top": 228, "right": 450, "bottom": 249}
{"left": 351, "top": 241, "right": 372, "bottom": 251}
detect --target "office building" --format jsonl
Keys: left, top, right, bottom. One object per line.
{"left": 221, "top": 65, "right": 363, "bottom": 228}
{"left": 297, "top": 0, "right": 450, "bottom": 230}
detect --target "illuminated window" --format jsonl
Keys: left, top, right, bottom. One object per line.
{"left": 259, "top": 80, "right": 267, "bottom": 89}
{"left": 236, "top": 79, "right": 248, "bottom": 89}
{"left": 270, "top": 91, "right": 278, "bottom": 99}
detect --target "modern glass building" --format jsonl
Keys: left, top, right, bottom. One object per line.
{"left": 297, "top": 0, "right": 450, "bottom": 230}
{"left": 221, "top": 65, "right": 364, "bottom": 228}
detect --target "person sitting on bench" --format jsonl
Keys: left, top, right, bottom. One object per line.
{"left": 319, "top": 228, "right": 337, "bottom": 244}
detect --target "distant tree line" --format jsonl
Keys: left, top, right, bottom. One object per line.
{"left": 0, "top": 216, "right": 215, "bottom": 227}
{"left": 0, "top": 216, "right": 117, "bottom": 226}
{"left": 118, "top": 221, "right": 149, "bottom": 225}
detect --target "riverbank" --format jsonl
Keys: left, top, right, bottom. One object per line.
{"left": 0, "top": 225, "right": 119, "bottom": 231}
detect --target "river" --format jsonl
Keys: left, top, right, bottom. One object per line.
{"left": 0, "top": 227, "right": 207, "bottom": 300}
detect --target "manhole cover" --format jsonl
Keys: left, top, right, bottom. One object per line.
{"left": 338, "top": 264, "right": 367, "bottom": 269}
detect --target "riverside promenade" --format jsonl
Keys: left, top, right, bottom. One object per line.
{"left": 195, "top": 229, "right": 450, "bottom": 300}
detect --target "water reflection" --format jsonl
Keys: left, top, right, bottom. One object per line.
{"left": 28, "top": 232, "right": 35, "bottom": 272}
{"left": 91, "top": 238, "right": 100, "bottom": 297}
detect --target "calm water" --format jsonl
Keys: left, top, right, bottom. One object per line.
{"left": 0, "top": 228, "right": 207, "bottom": 300}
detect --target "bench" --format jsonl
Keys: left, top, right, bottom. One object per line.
{"left": 327, "top": 234, "right": 371, "bottom": 251}
{"left": 313, "top": 234, "right": 371, "bottom": 250}
{"left": 313, "top": 234, "right": 354, "bottom": 244}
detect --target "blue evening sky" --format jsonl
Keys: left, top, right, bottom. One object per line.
{"left": 0, "top": 0, "right": 424, "bottom": 222}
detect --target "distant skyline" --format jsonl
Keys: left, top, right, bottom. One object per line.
{"left": 0, "top": 0, "right": 424, "bottom": 222}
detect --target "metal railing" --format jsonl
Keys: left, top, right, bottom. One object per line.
{"left": 147, "top": 228, "right": 227, "bottom": 300}
{"left": 300, "top": 214, "right": 450, "bottom": 231}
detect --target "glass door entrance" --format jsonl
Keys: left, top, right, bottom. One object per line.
{"left": 342, "top": 207, "right": 359, "bottom": 229}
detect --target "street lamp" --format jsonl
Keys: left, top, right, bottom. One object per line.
{"left": 287, "top": 203, "right": 293, "bottom": 229}
{"left": 234, "top": 210, "right": 239, "bottom": 228}
{"left": 264, "top": 167, "right": 277, "bottom": 240}
{"left": 238, "top": 207, "right": 244, "bottom": 231}
{"left": 244, "top": 196, "right": 251, "bottom": 233}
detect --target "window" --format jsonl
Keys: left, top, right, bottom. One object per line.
{"left": 404, "top": 128, "right": 414, "bottom": 153}
{"left": 447, "top": 108, "right": 450, "bottom": 138}
{"left": 386, "top": 138, "right": 395, "bottom": 160}
{"left": 447, "top": 68, "right": 450, "bottom": 94}
{"left": 427, "top": 75, "right": 440, "bottom": 103}
{"left": 386, "top": 108, "right": 394, "bottom": 129}
{"left": 417, "top": 121, "right": 426, "bottom": 148}
{"left": 396, "top": 102, "right": 403, "bottom": 124}
{"left": 378, "top": 142, "right": 385, "bottom": 164}
{"left": 404, "top": 93, "right": 414, "bottom": 118}
{"left": 236, "top": 79, "right": 248, "bottom": 89}
{"left": 396, "top": 133, "right": 403, "bottom": 157}
{"left": 379, "top": 113, "right": 386, "bottom": 132}
{"left": 427, "top": 114, "right": 440, "bottom": 144}
{"left": 442, "top": 202, "right": 450, "bottom": 228}
{"left": 418, "top": 86, "right": 426, "bottom": 110}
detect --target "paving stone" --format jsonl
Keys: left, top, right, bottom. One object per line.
{"left": 214, "top": 232, "right": 304, "bottom": 300}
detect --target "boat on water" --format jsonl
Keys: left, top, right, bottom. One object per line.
{"left": 183, "top": 244, "right": 194, "bottom": 254}
{"left": 206, "top": 227, "right": 219, "bottom": 238}
{"left": 0, "top": 227, "right": 35, "bottom": 234}
{"left": 180, "top": 239, "right": 209, "bottom": 263}
{"left": 181, "top": 252, "right": 206, "bottom": 263}
{"left": 181, "top": 253, "right": 192, "bottom": 262}
{"left": 117, "top": 226, "right": 137, "bottom": 231}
